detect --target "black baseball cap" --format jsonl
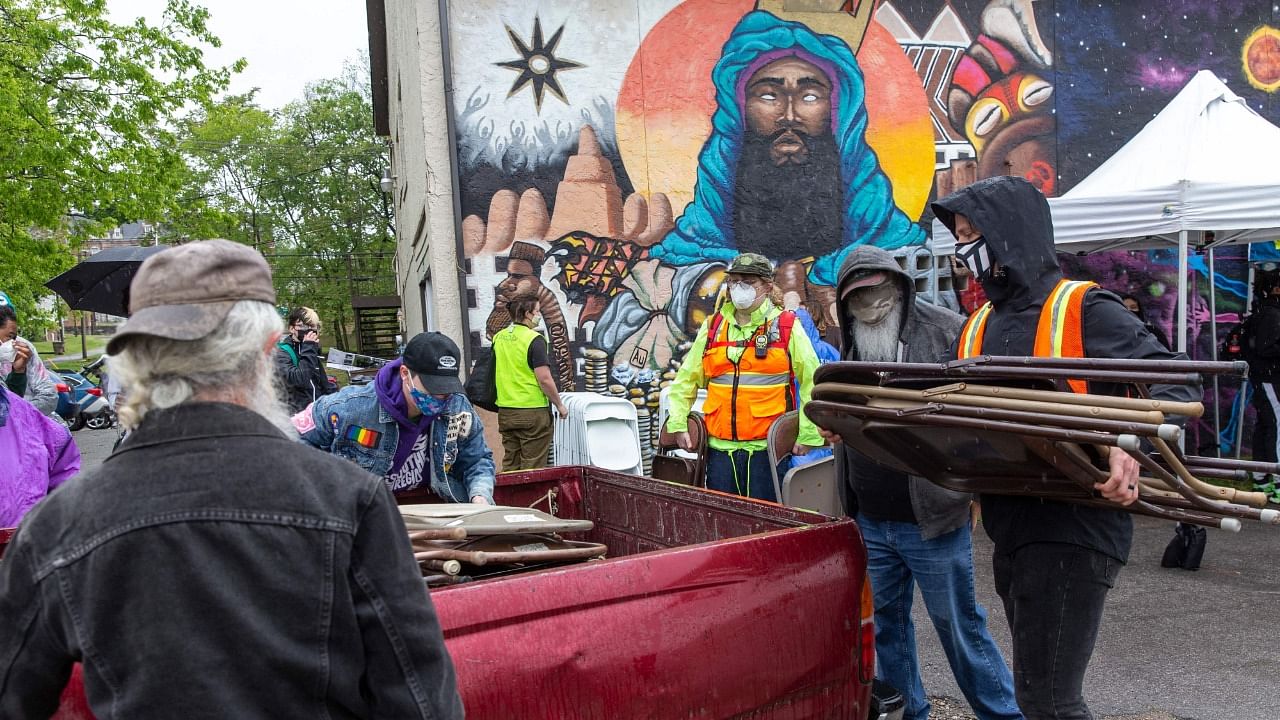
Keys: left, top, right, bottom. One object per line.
{"left": 402, "top": 332, "right": 464, "bottom": 395}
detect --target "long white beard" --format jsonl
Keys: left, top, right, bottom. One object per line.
{"left": 252, "top": 356, "right": 298, "bottom": 436}
{"left": 852, "top": 302, "right": 904, "bottom": 362}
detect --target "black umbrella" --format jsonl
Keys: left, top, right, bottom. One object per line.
{"left": 45, "top": 245, "right": 169, "bottom": 318}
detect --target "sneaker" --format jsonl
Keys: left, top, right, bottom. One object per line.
{"left": 1253, "top": 477, "right": 1280, "bottom": 505}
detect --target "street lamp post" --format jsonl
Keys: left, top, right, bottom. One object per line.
{"left": 77, "top": 249, "right": 89, "bottom": 360}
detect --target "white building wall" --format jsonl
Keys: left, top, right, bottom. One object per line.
{"left": 383, "top": 0, "right": 466, "bottom": 349}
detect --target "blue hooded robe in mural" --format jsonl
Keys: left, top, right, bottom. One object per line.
{"left": 648, "top": 10, "right": 925, "bottom": 286}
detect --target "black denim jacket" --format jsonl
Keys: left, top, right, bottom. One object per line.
{"left": 0, "top": 402, "right": 463, "bottom": 719}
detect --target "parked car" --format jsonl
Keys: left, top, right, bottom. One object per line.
{"left": 57, "top": 368, "right": 115, "bottom": 431}
{"left": 52, "top": 375, "right": 77, "bottom": 425}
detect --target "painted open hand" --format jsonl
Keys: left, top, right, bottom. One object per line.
{"left": 1096, "top": 446, "right": 1141, "bottom": 506}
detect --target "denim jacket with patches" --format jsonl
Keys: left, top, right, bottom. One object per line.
{"left": 297, "top": 384, "right": 496, "bottom": 503}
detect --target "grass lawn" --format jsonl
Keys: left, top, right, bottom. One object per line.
{"left": 31, "top": 334, "right": 112, "bottom": 362}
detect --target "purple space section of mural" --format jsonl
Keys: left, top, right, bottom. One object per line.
{"left": 1061, "top": 245, "right": 1254, "bottom": 455}
{"left": 1054, "top": 0, "right": 1279, "bottom": 190}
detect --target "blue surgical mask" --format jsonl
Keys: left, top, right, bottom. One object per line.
{"left": 409, "top": 386, "right": 450, "bottom": 418}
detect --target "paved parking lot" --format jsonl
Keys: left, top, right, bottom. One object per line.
{"left": 918, "top": 514, "right": 1279, "bottom": 720}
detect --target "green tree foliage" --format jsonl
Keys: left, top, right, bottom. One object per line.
{"left": 0, "top": 0, "right": 238, "bottom": 326}
{"left": 175, "top": 72, "right": 394, "bottom": 349}
{"left": 0, "top": 229, "right": 74, "bottom": 332}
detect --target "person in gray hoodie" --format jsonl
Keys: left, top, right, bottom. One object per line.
{"left": 829, "top": 245, "right": 1022, "bottom": 720}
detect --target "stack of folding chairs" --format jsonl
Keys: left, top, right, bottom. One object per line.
{"left": 399, "top": 504, "right": 608, "bottom": 586}
{"left": 804, "top": 356, "right": 1280, "bottom": 531}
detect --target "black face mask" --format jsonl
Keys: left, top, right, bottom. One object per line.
{"left": 956, "top": 235, "right": 1007, "bottom": 287}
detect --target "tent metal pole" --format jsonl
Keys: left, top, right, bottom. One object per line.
{"left": 1177, "top": 230, "right": 1188, "bottom": 353}
{"left": 1235, "top": 262, "right": 1256, "bottom": 459}
{"left": 1208, "top": 245, "right": 1221, "bottom": 457}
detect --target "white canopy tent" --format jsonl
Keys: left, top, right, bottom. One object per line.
{"left": 931, "top": 70, "right": 1280, "bottom": 352}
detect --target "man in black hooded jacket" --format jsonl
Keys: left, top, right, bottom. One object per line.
{"left": 933, "top": 176, "right": 1199, "bottom": 720}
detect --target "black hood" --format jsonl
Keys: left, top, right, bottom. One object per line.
{"left": 932, "top": 176, "right": 1062, "bottom": 311}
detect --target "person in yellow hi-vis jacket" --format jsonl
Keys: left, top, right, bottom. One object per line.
{"left": 665, "top": 253, "right": 823, "bottom": 502}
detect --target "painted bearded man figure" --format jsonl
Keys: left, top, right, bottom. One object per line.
{"left": 650, "top": 10, "right": 923, "bottom": 287}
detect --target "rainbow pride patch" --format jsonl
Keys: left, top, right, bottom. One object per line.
{"left": 346, "top": 426, "right": 382, "bottom": 449}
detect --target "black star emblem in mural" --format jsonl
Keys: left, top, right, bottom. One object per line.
{"left": 495, "top": 17, "right": 584, "bottom": 113}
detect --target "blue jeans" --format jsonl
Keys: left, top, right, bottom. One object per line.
{"left": 860, "top": 515, "right": 1022, "bottom": 720}
{"left": 706, "top": 448, "right": 778, "bottom": 502}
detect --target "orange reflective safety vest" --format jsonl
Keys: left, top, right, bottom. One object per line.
{"left": 701, "top": 309, "right": 797, "bottom": 441}
{"left": 957, "top": 279, "right": 1097, "bottom": 394}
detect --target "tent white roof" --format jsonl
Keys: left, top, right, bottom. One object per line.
{"left": 931, "top": 70, "right": 1280, "bottom": 256}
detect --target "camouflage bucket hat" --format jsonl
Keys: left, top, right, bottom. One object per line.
{"left": 726, "top": 252, "right": 775, "bottom": 279}
{"left": 107, "top": 239, "right": 276, "bottom": 355}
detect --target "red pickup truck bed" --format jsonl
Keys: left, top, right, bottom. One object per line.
{"left": 3, "top": 467, "right": 873, "bottom": 719}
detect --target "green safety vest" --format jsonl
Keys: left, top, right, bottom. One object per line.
{"left": 493, "top": 323, "right": 548, "bottom": 408}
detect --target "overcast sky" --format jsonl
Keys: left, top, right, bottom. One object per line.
{"left": 108, "top": 0, "right": 370, "bottom": 108}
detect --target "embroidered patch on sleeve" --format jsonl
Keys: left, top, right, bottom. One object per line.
{"left": 345, "top": 425, "right": 382, "bottom": 448}
{"left": 329, "top": 412, "right": 340, "bottom": 429}
{"left": 291, "top": 410, "right": 317, "bottom": 434}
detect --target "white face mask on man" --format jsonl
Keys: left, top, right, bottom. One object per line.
{"left": 729, "top": 282, "right": 758, "bottom": 310}
{"left": 0, "top": 340, "right": 14, "bottom": 366}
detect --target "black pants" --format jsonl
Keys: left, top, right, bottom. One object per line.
{"left": 992, "top": 542, "right": 1120, "bottom": 720}
{"left": 1251, "top": 381, "right": 1280, "bottom": 463}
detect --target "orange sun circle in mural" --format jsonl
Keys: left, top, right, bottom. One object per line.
{"left": 615, "top": 0, "right": 935, "bottom": 221}
{"left": 1243, "top": 25, "right": 1280, "bottom": 92}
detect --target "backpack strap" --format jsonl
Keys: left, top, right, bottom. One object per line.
{"left": 278, "top": 341, "right": 299, "bottom": 367}
{"left": 774, "top": 310, "right": 798, "bottom": 410}
{"left": 703, "top": 312, "right": 730, "bottom": 352}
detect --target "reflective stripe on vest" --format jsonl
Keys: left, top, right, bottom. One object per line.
{"left": 701, "top": 310, "right": 795, "bottom": 441}
{"left": 957, "top": 302, "right": 993, "bottom": 359}
{"left": 707, "top": 372, "right": 792, "bottom": 387}
{"left": 957, "top": 279, "right": 1097, "bottom": 394}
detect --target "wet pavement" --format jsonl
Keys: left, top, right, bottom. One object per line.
{"left": 917, "top": 513, "right": 1279, "bottom": 720}
{"left": 72, "top": 425, "right": 119, "bottom": 472}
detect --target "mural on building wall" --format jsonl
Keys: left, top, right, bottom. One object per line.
{"left": 444, "top": 0, "right": 1280, "bottom": 453}
{"left": 448, "top": 0, "right": 1045, "bottom": 387}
